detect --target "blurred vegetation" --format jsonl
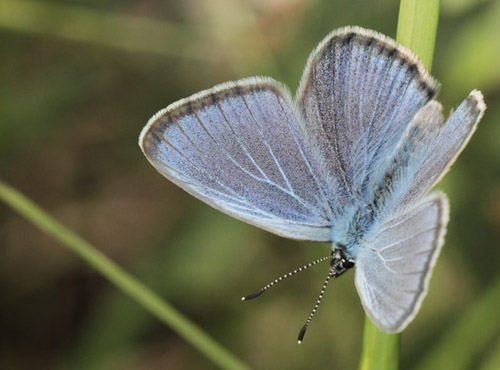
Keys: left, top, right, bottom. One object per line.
{"left": 1, "top": 0, "right": 499, "bottom": 369}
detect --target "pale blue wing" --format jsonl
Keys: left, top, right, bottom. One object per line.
{"left": 365, "top": 100, "right": 443, "bottom": 216}
{"left": 296, "top": 26, "right": 438, "bottom": 210}
{"left": 139, "top": 77, "right": 335, "bottom": 241}
{"left": 395, "top": 90, "right": 485, "bottom": 212}
{"left": 354, "top": 192, "right": 448, "bottom": 332}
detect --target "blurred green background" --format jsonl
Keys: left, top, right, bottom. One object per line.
{"left": 1, "top": 0, "right": 499, "bottom": 369}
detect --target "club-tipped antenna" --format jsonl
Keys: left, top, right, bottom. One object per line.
{"left": 241, "top": 254, "right": 331, "bottom": 301}
{"left": 297, "top": 269, "right": 334, "bottom": 344}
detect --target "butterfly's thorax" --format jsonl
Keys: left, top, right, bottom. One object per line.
{"left": 331, "top": 162, "right": 401, "bottom": 259}
{"left": 331, "top": 201, "right": 377, "bottom": 260}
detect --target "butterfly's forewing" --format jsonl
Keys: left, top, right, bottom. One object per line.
{"left": 140, "top": 77, "right": 335, "bottom": 241}
{"left": 396, "top": 90, "right": 485, "bottom": 212}
{"left": 296, "top": 27, "right": 438, "bottom": 208}
{"left": 354, "top": 192, "right": 449, "bottom": 332}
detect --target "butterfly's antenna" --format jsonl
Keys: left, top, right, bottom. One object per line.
{"left": 241, "top": 254, "right": 331, "bottom": 301}
{"left": 297, "top": 269, "right": 334, "bottom": 344}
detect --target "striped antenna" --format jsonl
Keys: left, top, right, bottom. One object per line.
{"left": 241, "top": 254, "right": 331, "bottom": 301}
{"left": 297, "top": 269, "right": 334, "bottom": 344}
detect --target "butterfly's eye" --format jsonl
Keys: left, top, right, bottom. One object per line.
{"left": 343, "top": 260, "right": 355, "bottom": 269}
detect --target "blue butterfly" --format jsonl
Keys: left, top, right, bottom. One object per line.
{"left": 139, "top": 26, "right": 485, "bottom": 340}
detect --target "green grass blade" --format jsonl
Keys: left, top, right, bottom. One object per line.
{"left": 397, "top": 0, "right": 440, "bottom": 70}
{"left": 359, "top": 0, "right": 440, "bottom": 369}
{"left": 359, "top": 318, "right": 400, "bottom": 370}
{"left": 0, "top": 180, "right": 251, "bottom": 370}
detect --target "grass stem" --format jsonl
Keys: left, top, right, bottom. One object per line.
{"left": 359, "top": 0, "right": 440, "bottom": 368}
{"left": 0, "top": 180, "right": 251, "bottom": 370}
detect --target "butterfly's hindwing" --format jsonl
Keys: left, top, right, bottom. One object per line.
{"left": 395, "top": 90, "right": 485, "bottom": 212}
{"left": 354, "top": 192, "right": 448, "bottom": 332}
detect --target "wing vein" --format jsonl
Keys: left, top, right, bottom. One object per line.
{"left": 212, "top": 99, "right": 272, "bottom": 183}
{"left": 366, "top": 280, "right": 409, "bottom": 311}
{"left": 330, "top": 44, "right": 355, "bottom": 197}
{"left": 376, "top": 209, "right": 421, "bottom": 233}
{"left": 312, "top": 55, "right": 353, "bottom": 198}
{"left": 375, "top": 226, "right": 438, "bottom": 253}
{"left": 151, "top": 132, "right": 331, "bottom": 227}
{"left": 150, "top": 128, "right": 245, "bottom": 203}
{"left": 381, "top": 248, "right": 434, "bottom": 262}
{"left": 360, "top": 54, "right": 396, "bottom": 189}
{"left": 274, "top": 94, "right": 334, "bottom": 218}
{"left": 235, "top": 94, "right": 321, "bottom": 214}
{"left": 364, "top": 66, "right": 415, "bottom": 183}
{"left": 352, "top": 43, "right": 370, "bottom": 183}
{"left": 191, "top": 107, "right": 286, "bottom": 191}
{"left": 238, "top": 94, "right": 294, "bottom": 192}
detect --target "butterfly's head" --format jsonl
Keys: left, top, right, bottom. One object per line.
{"left": 330, "top": 248, "right": 355, "bottom": 277}
{"left": 331, "top": 235, "right": 358, "bottom": 260}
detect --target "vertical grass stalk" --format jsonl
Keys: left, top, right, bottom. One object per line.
{"left": 397, "top": 0, "right": 440, "bottom": 71}
{"left": 359, "top": 319, "right": 400, "bottom": 370}
{"left": 359, "top": 0, "right": 440, "bottom": 369}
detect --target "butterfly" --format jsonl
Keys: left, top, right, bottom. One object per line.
{"left": 139, "top": 26, "right": 485, "bottom": 340}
